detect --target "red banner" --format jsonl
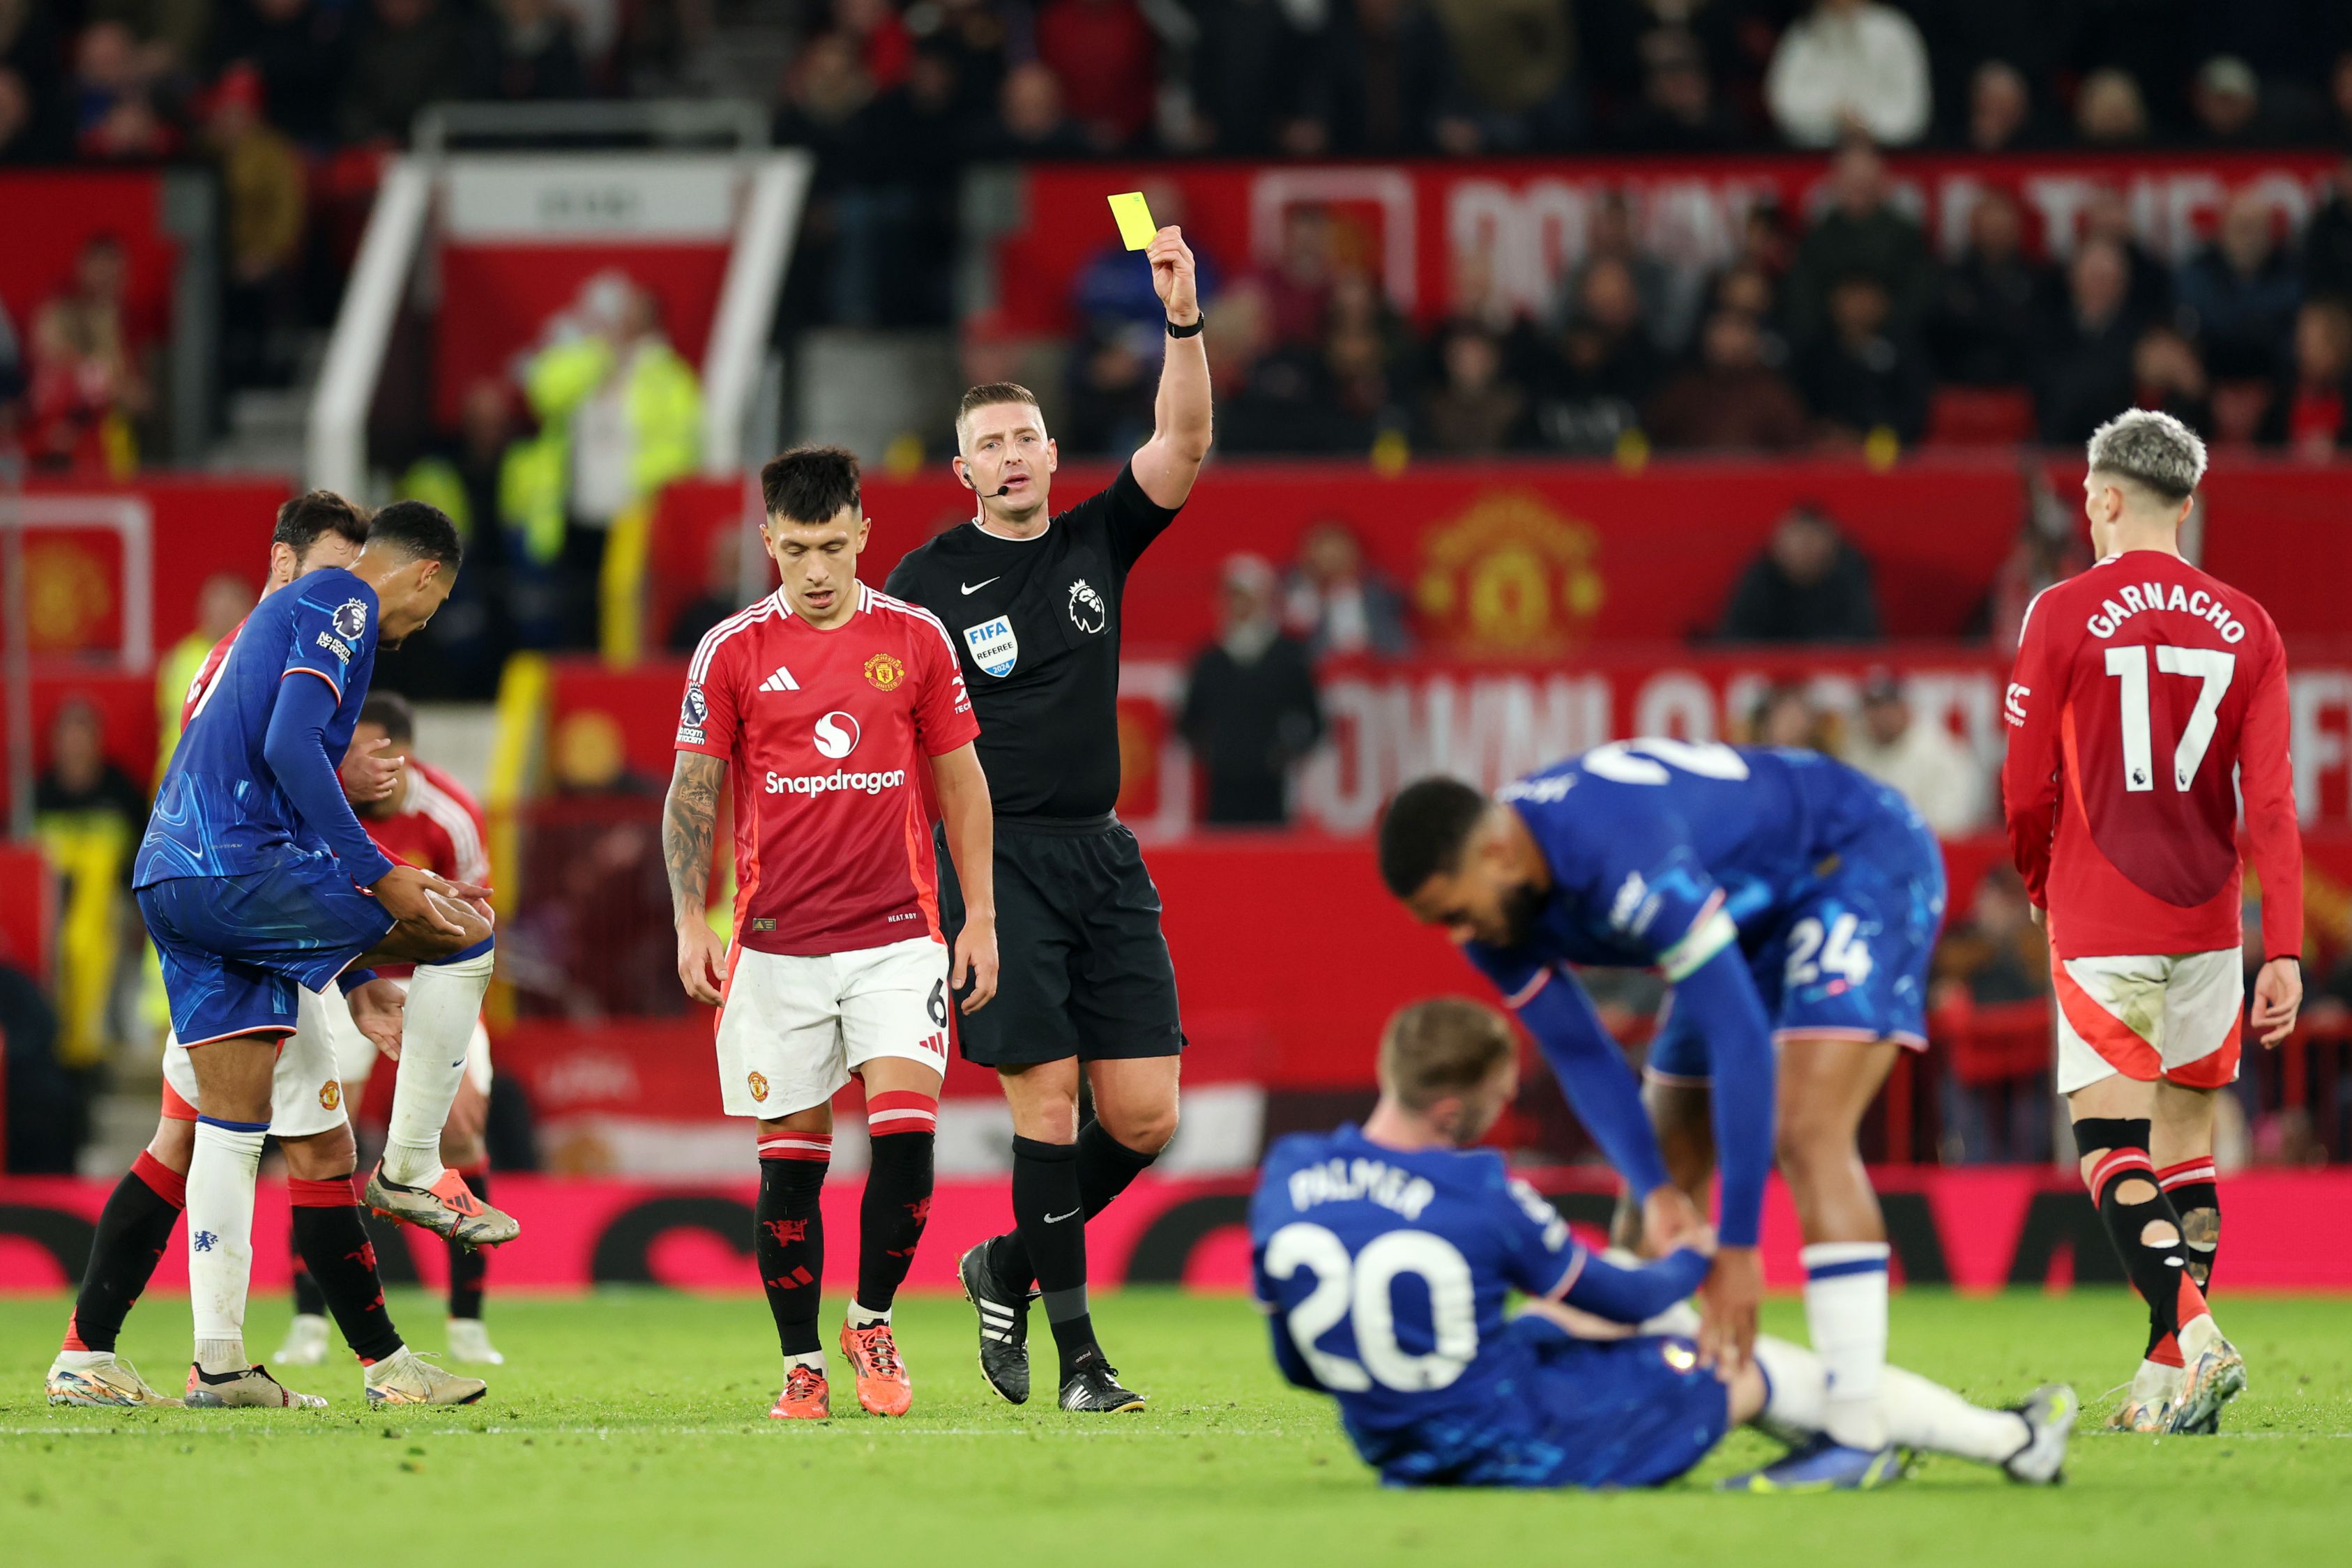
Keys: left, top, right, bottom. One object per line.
{"left": 648, "top": 458, "right": 2352, "bottom": 673}
{"left": 6, "top": 1169, "right": 2351, "bottom": 1293}
{"left": 987, "top": 152, "right": 2339, "bottom": 334}
{"left": 545, "top": 644, "right": 2352, "bottom": 836}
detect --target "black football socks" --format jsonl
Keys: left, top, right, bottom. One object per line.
{"left": 755, "top": 1134, "right": 831, "bottom": 1359}
{"left": 64, "top": 1153, "right": 185, "bottom": 1354}
{"left": 994, "top": 1121, "right": 1160, "bottom": 1295}
{"left": 1012, "top": 1134, "right": 1100, "bottom": 1376}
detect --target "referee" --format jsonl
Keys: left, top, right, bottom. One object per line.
{"left": 883, "top": 227, "right": 1210, "bottom": 1413}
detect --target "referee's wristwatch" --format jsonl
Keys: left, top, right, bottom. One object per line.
{"left": 1166, "top": 310, "right": 1205, "bottom": 338}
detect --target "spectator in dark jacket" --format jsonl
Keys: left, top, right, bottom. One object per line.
{"left": 1646, "top": 309, "right": 1810, "bottom": 452}
{"left": 2175, "top": 190, "right": 2303, "bottom": 381}
{"left": 1418, "top": 321, "right": 1534, "bottom": 455}
{"left": 1535, "top": 254, "right": 1664, "bottom": 453}
{"left": 1283, "top": 519, "right": 1414, "bottom": 660}
{"left": 2303, "top": 152, "right": 2352, "bottom": 304}
{"left": 1181, "top": 555, "right": 1326, "bottom": 825}
{"left": 2034, "top": 238, "right": 2144, "bottom": 444}
{"left": 476, "top": 0, "right": 587, "bottom": 101}
{"left": 1926, "top": 191, "right": 2054, "bottom": 385}
{"left": 1719, "top": 506, "right": 1882, "bottom": 644}
{"left": 1310, "top": 0, "right": 1465, "bottom": 155}
{"left": 342, "top": 0, "right": 481, "bottom": 143}
{"left": 212, "top": 0, "right": 348, "bottom": 145}
{"left": 1783, "top": 143, "right": 1932, "bottom": 347}
{"left": 2262, "top": 298, "right": 2352, "bottom": 457}
{"left": 1798, "top": 273, "right": 1930, "bottom": 445}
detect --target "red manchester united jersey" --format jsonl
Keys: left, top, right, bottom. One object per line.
{"left": 181, "top": 621, "right": 245, "bottom": 728}
{"left": 2001, "top": 549, "right": 2302, "bottom": 961}
{"left": 676, "top": 582, "right": 980, "bottom": 957}
{"left": 363, "top": 758, "right": 489, "bottom": 885}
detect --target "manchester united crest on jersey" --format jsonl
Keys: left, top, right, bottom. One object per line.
{"left": 863, "top": 652, "right": 906, "bottom": 691}
{"left": 963, "top": 616, "right": 1018, "bottom": 677}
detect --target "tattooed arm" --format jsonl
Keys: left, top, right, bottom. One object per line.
{"left": 664, "top": 750, "right": 729, "bottom": 1005}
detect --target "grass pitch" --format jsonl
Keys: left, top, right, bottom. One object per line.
{"left": 3, "top": 1288, "right": 2350, "bottom": 1567}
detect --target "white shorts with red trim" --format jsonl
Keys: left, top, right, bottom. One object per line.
{"left": 160, "top": 987, "right": 349, "bottom": 1139}
{"left": 715, "top": 936, "right": 951, "bottom": 1118}
{"left": 319, "top": 981, "right": 493, "bottom": 1095}
{"left": 2052, "top": 947, "right": 2243, "bottom": 1095}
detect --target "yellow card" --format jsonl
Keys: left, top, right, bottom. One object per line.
{"left": 1108, "top": 191, "right": 1158, "bottom": 250}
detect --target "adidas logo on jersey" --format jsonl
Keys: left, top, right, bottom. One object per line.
{"left": 759, "top": 666, "right": 801, "bottom": 693}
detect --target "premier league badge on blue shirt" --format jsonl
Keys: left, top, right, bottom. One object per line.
{"left": 333, "top": 599, "right": 369, "bottom": 641}
{"left": 963, "top": 616, "right": 1019, "bottom": 678}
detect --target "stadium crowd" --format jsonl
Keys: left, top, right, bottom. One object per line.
{"left": 11, "top": 3, "right": 2352, "bottom": 462}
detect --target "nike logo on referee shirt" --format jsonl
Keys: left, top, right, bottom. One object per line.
{"left": 961, "top": 578, "right": 1001, "bottom": 595}
{"left": 1044, "top": 1208, "right": 1079, "bottom": 1224}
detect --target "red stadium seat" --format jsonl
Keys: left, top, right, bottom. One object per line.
{"left": 1925, "top": 386, "right": 2036, "bottom": 448}
{"left": 1934, "top": 995, "right": 2055, "bottom": 1086}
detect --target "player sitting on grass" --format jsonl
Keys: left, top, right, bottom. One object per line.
{"left": 1380, "top": 745, "right": 1948, "bottom": 1489}
{"left": 46, "top": 494, "right": 483, "bottom": 1410}
{"left": 132, "top": 501, "right": 503, "bottom": 1407}
{"left": 1250, "top": 998, "right": 2077, "bottom": 1491}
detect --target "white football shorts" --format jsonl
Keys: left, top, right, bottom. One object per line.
{"left": 320, "top": 978, "right": 493, "bottom": 1095}
{"left": 715, "top": 936, "right": 953, "bottom": 1118}
{"left": 2052, "top": 947, "right": 2244, "bottom": 1095}
{"left": 161, "top": 986, "right": 349, "bottom": 1139}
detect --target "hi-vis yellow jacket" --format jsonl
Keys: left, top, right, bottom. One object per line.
{"left": 499, "top": 335, "right": 704, "bottom": 563}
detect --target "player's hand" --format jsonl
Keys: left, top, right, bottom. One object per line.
{"left": 1149, "top": 227, "right": 1199, "bottom": 325}
{"left": 676, "top": 916, "right": 729, "bottom": 1007}
{"left": 2253, "top": 957, "right": 2304, "bottom": 1046}
{"left": 372, "top": 864, "right": 469, "bottom": 936}
{"left": 1641, "top": 1185, "right": 1705, "bottom": 1257}
{"left": 1696, "top": 1244, "right": 1762, "bottom": 1378}
{"left": 339, "top": 736, "right": 402, "bottom": 803}
{"left": 953, "top": 914, "right": 999, "bottom": 1014}
{"left": 347, "top": 977, "right": 406, "bottom": 1063}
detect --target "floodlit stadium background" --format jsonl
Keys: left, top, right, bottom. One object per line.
{"left": 5, "top": 1, "right": 2352, "bottom": 1292}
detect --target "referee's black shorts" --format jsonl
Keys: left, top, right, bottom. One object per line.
{"left": 934, "top": 814, "right": 1184, "bottom": 1068}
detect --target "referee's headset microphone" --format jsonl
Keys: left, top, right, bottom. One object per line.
{"left": 958, "top": 471, "right": 1013, "bottom": 498}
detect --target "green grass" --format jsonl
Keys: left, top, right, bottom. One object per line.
{"left": 3, "top": 1288, "right": 2349, "bottom": 1567}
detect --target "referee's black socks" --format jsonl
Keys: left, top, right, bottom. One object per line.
{"left": 994, "top": 1122, "right": 1161, "bottom": 1294}
{"left": 1011, "top": 1134, "right": 1100, "bottom": 1374}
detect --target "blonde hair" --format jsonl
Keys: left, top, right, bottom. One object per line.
{"left": 2087, "top": 409, "right": 2207, "bottom": 503}
{"left": 1379, "top": 998, "right": 1516, "bottom": 1111}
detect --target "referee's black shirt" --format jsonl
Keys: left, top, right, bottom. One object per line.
{"left": 884, "top": 463, "right": 1181, "bottom": 820}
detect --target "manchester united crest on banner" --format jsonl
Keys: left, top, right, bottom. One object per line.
{"left": 1413, "top": 491, "right": 1604, "bottom": 656}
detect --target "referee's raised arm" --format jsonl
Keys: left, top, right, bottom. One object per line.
{"left": 1130, "top": 227, "right": 1214, "bottom": 510}
{"left": 877, "top": 227, "right": 1219, "bottom": 1416}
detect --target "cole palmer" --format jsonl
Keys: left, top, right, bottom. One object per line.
{"left": 1249, "top": 998, "right": 2077, "bottom": 1491}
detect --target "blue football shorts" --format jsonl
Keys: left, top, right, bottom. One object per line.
{"left": 137, "top": 848, "right": 397, "bottom": 1046}
{"left": 1647, "top": 783, "right": 1946, "bottom": 1083}
{"left": 1360, "top": 1325, "right": 1731, "bottom": 1490}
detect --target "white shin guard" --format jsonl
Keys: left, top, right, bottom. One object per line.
{"left": 380, "top": 948, "right": 494, "bottom": 1187}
